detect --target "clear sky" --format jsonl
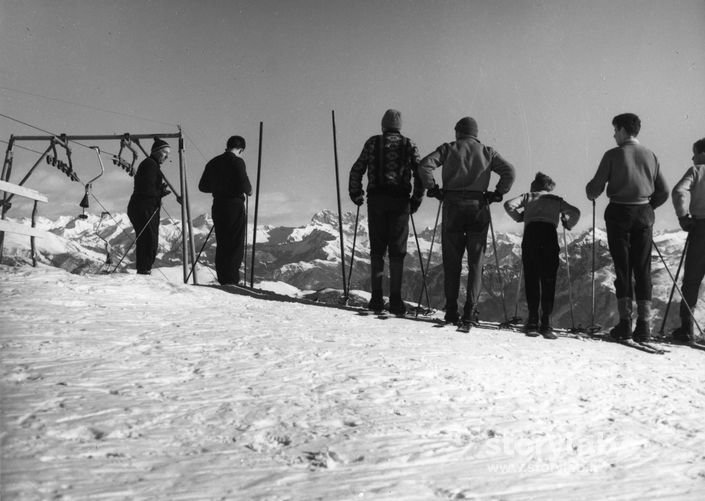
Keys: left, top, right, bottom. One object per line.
{"left": 1, "top": 0, "right": 704, "bottom": 233}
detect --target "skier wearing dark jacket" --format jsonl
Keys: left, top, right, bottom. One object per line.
{"left": 349, "top": 109, "right": 424, "bottom": 315}
{"left": 418, "top": 117, "right": 515, "bottom": 325}
{"left": 127, "top": 137, "right": 171, "bottom": 275}
{"left": 199, "top": 135, "right": 252, "bottom": 285}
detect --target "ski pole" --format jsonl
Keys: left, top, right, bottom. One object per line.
{"left": 331, "top": 110, "right": 348, "bottom": 301}
{"left": 658, "top": 234, "right": 689, "bottom": 336}
{"left": 111, "top": 204, "right": 161, "bottom": 274}
{"left": 487, "top": 198, "right": 509, "bottom": 324}
{"left": 185, "top": 224, "right": 215, "bottom": 284}
{"left": 587, "top": 199, "right": 601, "bottom": 333}
{"left": 243, "top": 196, "right": 249, "bottom": 285}
{"left": 563, "top": 222, "right": 577, "bottom": 332}
{"left": 410, "top": 213, "right": 432, "bottom": 314}
{"left": 416, "top": 199, "right": 442, "bottom": 314}
{"left": 652, "top": 240, "right": 703, "bottom": 339}
{"left": 346, "top": 204, "right": 360, "bottom": 299}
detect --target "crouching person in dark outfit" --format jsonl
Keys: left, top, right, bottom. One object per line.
{"left": 504, "top": 172, "right": 581, "bottom": 338}
{"left": 349, "top": 109, "right": 424, "bottom": 315}
{"left": 199, "top": 135, "right": 252, "bottom": 285}
{"left": 127, "top": 137, "right": 171, "bottom": 275}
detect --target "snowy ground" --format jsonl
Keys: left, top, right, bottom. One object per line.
{"left": 1, "top": 265, "right": 704, "bottom": 501}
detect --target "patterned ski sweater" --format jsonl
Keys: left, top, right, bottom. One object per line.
{"left": 348, "top": 132, "right": 424, "bottom": 201}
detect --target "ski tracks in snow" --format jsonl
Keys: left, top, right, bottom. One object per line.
{"left": 1, "top": 265, "right": 705, "bottom": 500}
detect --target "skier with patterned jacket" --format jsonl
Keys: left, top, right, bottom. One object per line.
{"left": 504, "top": 172, "right": 581, "bottom": 338}
{"left": 349, "top": 109, "right": 424, "bottom": 315}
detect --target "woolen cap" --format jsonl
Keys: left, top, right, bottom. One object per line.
{"left": 381, "top": 109, "right": 402, "bottom": 131}
{"left": 455, "top": 117, "right": 479, "bottom": 137}
{"left": 151, "top": 137, "right": 170, "bottom": 154}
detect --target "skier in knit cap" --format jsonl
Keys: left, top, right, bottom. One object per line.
{"left": 127, "top": 137, "right": 171, "bottom": 275}
{"left": 586, "top": 113, "right": 669, "bottom": 342}
{"left": 199, "top": 135, "right": 252, "bottom": 285}
{"left": 418, "top": 116, "right": 515, "bottom": 326}
{"left": 504, "top": 172, "right": 581, "bottom": 338}
{"left": 670, "top": 137, "right": 705, "bottom": 344}
{"left": 349, "top": 109, "right": 424, "bottom": 315}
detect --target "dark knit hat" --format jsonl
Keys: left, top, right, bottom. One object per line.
{"left": 381, "top": 109, "right": 402, "bottom": 131}
{"left": 455, "top": 117, "right": 479, "bottom": 137}
{"left": 151, "top": 137, "right": 170, "bottom": 154}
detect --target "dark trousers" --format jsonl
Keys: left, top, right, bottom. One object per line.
{"left": 367, "top": 195, "right": 410, "bottom": 259}
{"left": 367, "top": 195, "right": 410, "bottom": 296}
{"left": 212, "top": 198, "right": 247, "bottom": 285}
{"left": 127, "top": 198, "right": 160, "bottom": 273}
{"left": 522, "top": 222, "right": 559, "bottom": 319}
{"left": 441, "top": 192, "right": 490, "bottom": 313}
{"left": 680, "top": 220, "right": 705, "bottom": 319}
{"left": 604, "top": 203, "right": 654, "bottom": 301}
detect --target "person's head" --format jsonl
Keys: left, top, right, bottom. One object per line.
{"left": 381, "top": 109, "right": 402, "bottom": 133}
{"left": 611, "top": 113, "right": 641, "bottom": 144}
{"left": 693, "top": 138, "right": 705, "bottom": 164}
{"left": 530, "top": 172, "right": 555, "bottom": 192}
{"left": 226, "top": 135, "right": 246, "bottom": 155}
{"left": 454, "top": 116, "right": 478, "bottom": 139}
{"left": 150, "top": 138, "right": 171, "bottom": 164}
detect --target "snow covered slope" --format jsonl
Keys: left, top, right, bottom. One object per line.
{"left": 1, "top": 265, "right": 704, "bottom": 500}
{"left": 1, "top": 211, "right": 700, "bottom": 333}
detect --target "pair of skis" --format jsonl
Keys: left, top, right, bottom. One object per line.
{"left": 585, "top": 330, "right": 669, "bottom": 355}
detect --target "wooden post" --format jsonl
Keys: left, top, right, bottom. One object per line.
{"left": 250, "top": 122, "right": 263, "bottom": 288}
{"left": 332, "top": 110, "right": 348, "bottom": 299}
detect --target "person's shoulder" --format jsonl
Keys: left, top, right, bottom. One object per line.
{"left": 139, "top": 156, "right": 159, "bottom": 169}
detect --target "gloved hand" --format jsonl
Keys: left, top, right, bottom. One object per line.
{"left": 350, "top": 191, "right": 364, "bottom": 206}
{"left": 410, "top": 197, "right": 422, "bottom": 214}
{"left": 427, "top": 185, "right": 443, "bottom": 201}
{"left": 561, "top": 214, "right": 571, "bottom": 230}
{"left": 485, "top": 190, "right": 503, "bottom": 204}
{"left": 679, "top": 215, "right": 695, "bottom": 232}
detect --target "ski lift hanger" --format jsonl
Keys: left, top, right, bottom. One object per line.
{"left": 78, "top": 146, "right": 105, "bottom": 219}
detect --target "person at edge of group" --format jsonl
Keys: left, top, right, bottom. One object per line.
{"left": 418, "top": 116, "right": 515, "bottom": 326}
{"left": 348, "top": 109, "right": 424, "bottom": 316}
{"left": 127, "top": 137, "right": 171, "bottom": 275}
{"left": 504, "top": 172, "right": 581, "bottom": 339}
{"left": 198, "top": 135, "right": 253, "bottom": 286}
{"left": 670, "top": 137, "right": 705, "bottom": 344}
{"left": 586, "top": 113, "right": 669, "bottom": 343}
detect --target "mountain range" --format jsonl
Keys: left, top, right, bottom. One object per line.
{"left": 1, "top": 210, "right": 698, "bottom": 334}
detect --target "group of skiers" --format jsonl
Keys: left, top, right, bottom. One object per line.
{"left": 347, "top": 110, "right": 703, "bottom": 345}
{"left": 126, "top": 111, "right": 705, "bottom": 346}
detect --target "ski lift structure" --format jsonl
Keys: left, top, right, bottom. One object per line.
{"left": 0, "top": 131, "right": 198, "bottom": 283}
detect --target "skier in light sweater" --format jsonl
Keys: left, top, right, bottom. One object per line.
{"left": 670, "top": 137, "right": 705, "bottom": 344}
